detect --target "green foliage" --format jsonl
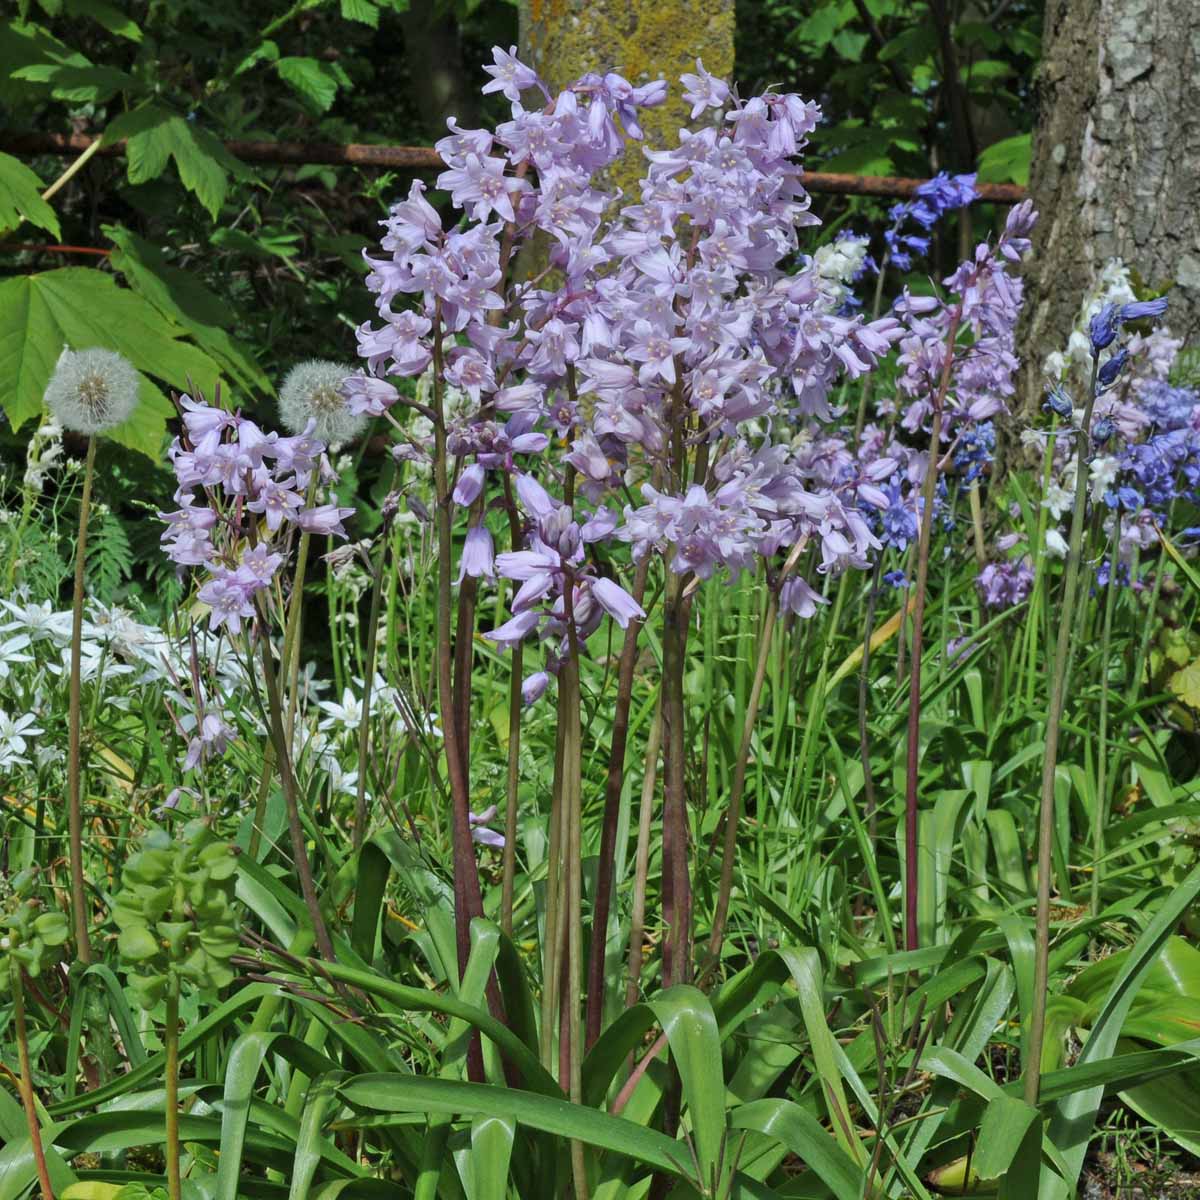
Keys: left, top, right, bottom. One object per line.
{"left": 0, "top": 867, "right": 69, "bottom": 990}
{"left": 112, "top": 821, "right": 243, "bottom": 1009}
{"left": 0, "top": 151, "right": 60, "bottom": 239}
{"left": 0, "top": 268, "right": 220, "bottom": 455}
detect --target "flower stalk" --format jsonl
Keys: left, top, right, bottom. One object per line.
{"left": 903, "top": 309, "right": 961, "bottom": 951}
{"left": 10, "top": 962, "right": 55, "bottom": 1200}
{"left": 1024, "top": 355, "right": 1102, "bottom": 1105}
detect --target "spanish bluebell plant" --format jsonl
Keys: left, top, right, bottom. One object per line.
{"left": 341, "top": 50, "right": 1054, "bottom": 1131}
{"left": 159, "top": 390, "right": 354, "bottom": 961}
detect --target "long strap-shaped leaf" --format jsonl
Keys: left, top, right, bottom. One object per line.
{"left": 213, "top": 1032, "right": 356, "bottom": 1198}
{"left": 728, "top": 1099, "right": 862, "bottom": 1200}
{"left": 1041, "top": 863, "right": 1200, "bottom": 1198}
{"left": 337, "top": 1075, "right": 691, "bottom": 1180}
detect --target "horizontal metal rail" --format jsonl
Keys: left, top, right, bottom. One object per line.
{"left": 2, "top": 130, "right": 1028, "bottom": 203}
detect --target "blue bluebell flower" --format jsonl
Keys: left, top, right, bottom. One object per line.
{"left": 1098, "top": 348, "right": 1129, "bottom": 388}
{"left": 1043, "top": 386, "right": 1073, "bottom": 418}
{"left": 1089, "top": 304, "right": 1121, "bottom": 352}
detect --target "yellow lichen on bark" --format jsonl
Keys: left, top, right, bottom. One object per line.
{"left": 519, "top": 0, "right": 734, "bottom": 195}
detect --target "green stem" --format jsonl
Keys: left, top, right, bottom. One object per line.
{"left": 1025, "top": 357, "right": 1102, "bottom": 1105}
{"left": 708, "top": 585, "right": 777, "bottom": 967}
{"left": 624, "top": 706, "right": 662, "bottom": 1052}
{"left": 1091, "top": 514, "right": 1122, "bottom": 917}
{"left": 903, "top": 310, "right": 961, "bottom": 951}
{"left": 11, "top": 965, "right": 55, "bottom": 1200}
{"left": 67, "top": 435, "right": 97, "bottom": 963}
{"left": 430, "top": 314, "right": 488, "bottom": 1081}
{"left": 661, "top": 570, "right": 693, "bottom": 986}
{"left": 354, "top": 540, "right": 388, "bottom": 852}
{"left": 561, "top": 585, "right": 588, "bottom": 1200}
{"left": 256, "top": 610, "right": 337, "bottom": 962}
{"left": 165, "top": 971, "right": 181, "bottom": 1200}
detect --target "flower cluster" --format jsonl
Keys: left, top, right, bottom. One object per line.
{"left": 160, "top": 397, "right": 354, "bottom": 636}
{"left": 350, "top": 49, "right": 932, "bottom": 665}
{"left": 881, "top": 171, "right": 979, "bottom": 271}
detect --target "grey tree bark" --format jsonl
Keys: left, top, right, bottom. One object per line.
{"left": 1018, "top": 0, "right": 1200, "bottom": 413}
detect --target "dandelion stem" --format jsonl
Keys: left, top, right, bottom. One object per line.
{"left": 11, "top": 964, "right": 54, "bottom": 1200}
{"left": 1025, "top": 356, "right": 1101, "bottom": 1105}
{"left": 67, "top": 434, "right": 96, "bottom": 963}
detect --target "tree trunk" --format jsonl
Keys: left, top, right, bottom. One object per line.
{"left": 518, "top": 0, "right": 734, "bottom": 193}
{"left": 1018, "top": 0, "right": 1200, "bottom": 415}
{"left": 398, "top": 0, "right": 479, "bottom": 138}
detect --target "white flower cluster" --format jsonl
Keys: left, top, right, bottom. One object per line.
{"left": 0, "top": 594, "right": 416, "bottom": 807}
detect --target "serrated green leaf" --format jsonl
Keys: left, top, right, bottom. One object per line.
{"left": 64, "top": 0, "right": 143, "bottom": 40}
{"left": 0, "top": 151, "right": 60, "bottom": 239}
{"left": 0, "top": 268, "right": 226, "bottom": 456}
{"left": 105, "top": 106, "right": 238, "bottom": 219}
{"left": 13, "top": 61, "right": 136, "bottom": 103}
{"left": 232, "top": 39, "right": 279, "bottom": 78}
{"left": 104, "top": 224, "right": 270, "bottom": 394}
{"left": 276, "top": 56, "right": 341, "bottom": 113}
{"left": 341, "top": 0, "right": 379, "bottom": 25}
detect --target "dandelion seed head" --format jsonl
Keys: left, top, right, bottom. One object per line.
{"left": 278, "top": 360, "right": 365, "bottom": 446}
{"left": 44, "top": 347, "right": 140, "bottom": 435}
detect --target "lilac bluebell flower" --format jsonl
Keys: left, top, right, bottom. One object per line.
{"left": 590, "top": 577, "right": 645, "bottom": 629}
{"left": 296, "top": 504, "right": 355, "bottom": 538}
{"left": 457, "top": 525, "right": 496, "bottom": 583}
{"left": 976, "top": 559, "right": 1034, "bottom": 610}
{"left": 521, "top": 671, "right": 550, "bottom": 705}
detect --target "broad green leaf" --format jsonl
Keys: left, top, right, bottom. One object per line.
{"left": 778, "top": 947, "right": 867, "bottom": 1168}
{"left": 977, "top": 133, "right": 1032, "bottom": 186}
{"left": 0, "top": 268, "right": 227, "bottom": 455}
{"left": 468, "top": 1115, "right": 515, "bottom": 1200}
{"left": 338, "top": 1075, "right": 689, "bottom": 1178}
{"left": 0, "top": 151, "right": 60, "bottom": 239}
{"left": 973, "top": 1094, "right": 1039, "bottom": 1181}
{"left": 213, "top": 1032, "right": 357, "bottom": 1198}
{"left": 103, "top": 223, "right": 270, "bottom": 394}
{"left": 1042, "top": 865, "right": 1200, "bottom": 1198}
{"left": 105, "top": 105, "right": 242, "bottom": 219}
{"left": 728, "top": 1100, "right": 862, "bottom": 1200}
{"left": 648, "top": 986, "right": 726, "bottom": 1187}
{"left": 277, "top": 56, "right": 342, "bottom": 113}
